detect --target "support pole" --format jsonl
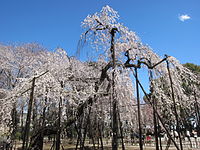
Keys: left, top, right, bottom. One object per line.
{"left": 149, "top": 69, "right": 159, "bottom": 150}
{"left": 131, "top": 69, "right": 180, "bottom": 150}
{"left": 135, "top": 67, "right": 143, "bottom": 150}
{"left": 166, "top": 59, "right": 183, "bottom": 150}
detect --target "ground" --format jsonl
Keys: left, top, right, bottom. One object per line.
{"left": 14, "top": 139, "right": 199, "bottom": 150}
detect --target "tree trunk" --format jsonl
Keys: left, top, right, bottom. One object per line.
{"left": 110, "top": 28, "right": 118, "bottom": 150}
{"left": 55, "top": 98, "right": 62, "bottom": 150}
{"left": 21, "top": 105, "right": 24, "bottom": 140}
{"left": 81, "top": 107, "right": 91, "bottom": 149}
{"left": 40, "top": 100, "right": 47, "bottom": 150}
{"left": 11, "top": 103, "right": 18, "bottom": 149}
{"left": 22, "top": 77, "right": 36, "bottom": 150}
{"left": 118, "top": 111, "right": 125, "bottom": 150}
{"left": 98, "top": 121, "right": 104, "bottom": 150}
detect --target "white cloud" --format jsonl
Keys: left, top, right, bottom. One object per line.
{"left": 179, "top": 14, "right": 191, "bottom": 22}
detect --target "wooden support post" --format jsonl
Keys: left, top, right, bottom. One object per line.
{"left": 131, "top": 69, "right": 180, "bottom": 150}
{"left": 149, "top": 69, "right": 159, "bottom": 150}
{"left": 135, "top": 67, "right": 143, "bottom": 150}
{"left": 166, "top": 59, "right": 183, "bottom": 150}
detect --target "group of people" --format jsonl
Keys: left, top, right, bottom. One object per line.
{"left": 130, "top": 129, "right": 199, "bottom": 148}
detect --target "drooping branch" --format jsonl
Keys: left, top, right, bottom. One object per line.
{"left": 66, "top": 62, "right": 112, "bottom": 127}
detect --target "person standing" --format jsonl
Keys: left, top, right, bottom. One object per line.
{"left": 192, "top": 130, "right": 198, "bottom": 148}
{"left": 186, "top": 130, "right": 192, "bottom": 148}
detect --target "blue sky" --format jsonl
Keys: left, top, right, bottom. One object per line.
{"left": 0, "top": 0, "right": 199, "bottom": 65}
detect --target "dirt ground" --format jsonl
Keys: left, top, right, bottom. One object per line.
{"left": 15, "top": 144, "right": 192, "bottom": 150}
{"left": 14, "top": 140, "right": 198, "bottom": 150}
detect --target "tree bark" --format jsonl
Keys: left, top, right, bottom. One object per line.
{"left": 40, "top": 98, "right": 47, "bottom": 150}
{"left": 22, "top": 77, "right": 36, "bottom": 150}
{"left": 118, "top": 110, "right": 125, "bottom": 150}
{"left": 55, "top": 97, "right": 62, "bottom": 150}
{"left": 110, "top": 28, "right": 118, "bottom": 150}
